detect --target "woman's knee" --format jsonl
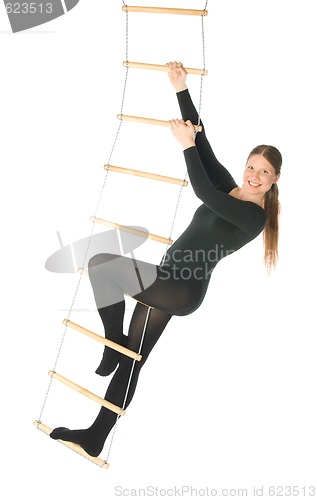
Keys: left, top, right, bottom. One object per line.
{"left": 88, "top": 253, "right": 119, "bottom": 271}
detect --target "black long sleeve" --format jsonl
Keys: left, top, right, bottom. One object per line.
{"left": 184, "top": 146, "right": 266, "bottom": 237}
{"left": 176, "top": 89, "right": 237, "bottom": 193}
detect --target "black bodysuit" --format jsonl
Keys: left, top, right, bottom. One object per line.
{"left": 161, "top": 90, "right": 266, "bottom": 308}
{"left": 50, "top": 90, "right": 266, "bottom": 457}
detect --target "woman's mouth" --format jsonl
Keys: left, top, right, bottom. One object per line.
{"left": 248, "top": 180, "right": 261, "bottom": 188}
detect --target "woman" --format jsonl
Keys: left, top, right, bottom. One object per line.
{"left": 50, "top": 62, "right": 282, "bottom": 457}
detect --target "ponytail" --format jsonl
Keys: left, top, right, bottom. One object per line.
{"left": 263, "top": 182, "right": 281, "bottom": 271}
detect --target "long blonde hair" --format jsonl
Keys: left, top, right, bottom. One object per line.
{"left": 247, "top": 145, "right": 282, "bottom": 271}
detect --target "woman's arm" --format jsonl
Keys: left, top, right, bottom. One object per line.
{"left": 167, "top": 62, "right": 237, "bottom": 193}
{"left": 184, "top": 146, "right": 266, "bottom": 237}
{"left": 168, "top": 118, "right": 265, "bottom": 235}
{"left": 177, "top": 89, "right": 237, "bottom": 193}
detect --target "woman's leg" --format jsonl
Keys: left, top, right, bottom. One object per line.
{"left": 50, "top": 252, "right": 203, "bottom": 455}
{"left": 87, "top": 252, "right": 158, "bottom": 376}
{"left": 50, "top": 303, "right": 172, "bottom": 456}
{"left": 87, "top": 252, "right": 202, "bottom": 376}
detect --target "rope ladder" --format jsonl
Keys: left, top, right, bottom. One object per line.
{"left": 34, "top": 0, "right": 209, "bottom": 469}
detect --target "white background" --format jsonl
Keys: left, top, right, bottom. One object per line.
{"left": 1, "top": 0, "right": 316, "bottom": 498}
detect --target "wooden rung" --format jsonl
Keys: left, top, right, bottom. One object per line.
{"left": 90, "top": 216, "right": 173, "bottom": 245}
{"left": 48, "top": 371, "right": 126, "bottom": 416}
{"left": 117, "top": 114, "right": 202, "bottom": 133}
{"left": 78, "top": 267, "right": 89, "bottom": 277}
{"left": 104, "top": 164, "right": 188, "bottom": 186}
{"left": 122, "top": 6, "right": 208, "bottom": 16}
{"left": 63, "top": 319, "right": 142, "bottom": 361}
{"left": 33, "top": 420, "right": 109, "bottom": 468}
{"left": 123, "top": 61, "right": 208, "bottom": 76}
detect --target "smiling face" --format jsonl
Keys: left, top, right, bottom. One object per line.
{"left": 242, "top": 154, "right": 280, "bottom": 198}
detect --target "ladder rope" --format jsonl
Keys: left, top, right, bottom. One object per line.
{"left": 197, "top": 0, "right": 209, "bottom": 131}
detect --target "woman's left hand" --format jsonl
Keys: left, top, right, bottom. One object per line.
{"left": 169, "top": 119, "right": 196, "bottom": 150}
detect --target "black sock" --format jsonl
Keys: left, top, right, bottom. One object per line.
{"left": 95, "top": 334, "right": 128, "bottom": 376}
{"left": 50, "top": 426, "right": 106, "bottom": 457}
{"left": 95, "top": 301, "right": 126, "bottom": 376}
{"left": 50, "top": 407, "right": 117, "bottom": 457}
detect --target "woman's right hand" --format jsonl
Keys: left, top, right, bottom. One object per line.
{"left": 166, "top": 61, "right": 187, "bottom": 92}
{"left": 169, "top": 119, "right": 196, "bottom": 150}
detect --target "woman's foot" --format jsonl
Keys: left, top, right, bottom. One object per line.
{"left": 50, "top": 427, "right": 104, "bottom": 457}
{"left": 95, "top": 334, "right": 128, "bottom": 376}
